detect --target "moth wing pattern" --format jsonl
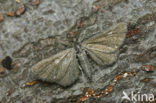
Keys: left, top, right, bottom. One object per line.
{"left": 86, "top": 50, "right": 118, "bottom": 66}
{"left": 82, "top": 23, "right": 127, "bottom": 65}
{"left": 30, "top": 48, "right": 80, "bottom": 87}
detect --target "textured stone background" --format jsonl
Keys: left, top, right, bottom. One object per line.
{"left": 0, "top": 0, "right": 156, "bottom": 103}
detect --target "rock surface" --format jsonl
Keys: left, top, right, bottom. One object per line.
{"left": 0, "top": 0, "right": 156, "bottom": 103}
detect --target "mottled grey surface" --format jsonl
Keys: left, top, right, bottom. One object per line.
{"left": 0, "top": 0, "right": 156, "bottom": 103}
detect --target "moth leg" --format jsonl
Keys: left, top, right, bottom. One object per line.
{"left": 12, "top": 42, "right": 34, "bottom": 58}
{"left": 12, "top": 36, "right": 58, "bottom": 58}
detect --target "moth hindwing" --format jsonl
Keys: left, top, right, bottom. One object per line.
{"left": 82, "top": 23, "right": 127, "bottom": 65}
{"left": 30, "top": 48, "right": 80, "bottom": 87}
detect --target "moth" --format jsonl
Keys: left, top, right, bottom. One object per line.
{"left": 12, "top": 23, "right": 127, "bottom": 87}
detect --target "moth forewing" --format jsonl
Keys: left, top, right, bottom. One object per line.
{"left": 82, "top": 43, "right": 116, "bottom": 54}
{"left": 86, "top": 49, "right": 118, "bottom": 66}
{"left": 82, "top": 23, "right": 127, "bottom": 53}
{"left": 82, "top": 23, "right": 127, "bottom": 66}
{"left": 57, "top": 51, "right": 80, "bottom": 86}
{"left": 30, "top": 48, "right": 80, "bottom": 87}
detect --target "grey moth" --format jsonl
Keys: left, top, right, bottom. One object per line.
{"left": 13, "top": 23, "right": 127, "bottom": 87}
